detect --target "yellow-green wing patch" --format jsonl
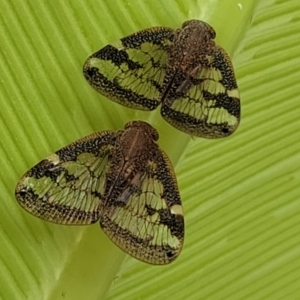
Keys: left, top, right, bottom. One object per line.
{"left": 15, "top": 131, "right": 117, "bottom": 225}
{"left": 83, "top": 27, "right": 174, "bottom": 110}
{"left": 161, "top": 44, "right": 240, "bottom": 138}
{"left": 100, "top": 149, "right": 184, "bottom": 265}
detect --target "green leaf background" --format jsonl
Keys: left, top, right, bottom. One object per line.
{"left": 1, "top": 0, "right": 299, "bottom": 299}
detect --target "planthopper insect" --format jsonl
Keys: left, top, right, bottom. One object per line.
{"left": 15, "top": 121, "right": 184, "bottom": 265}
{"left": 83, "top": 20, "right": 240, "bottom": 138}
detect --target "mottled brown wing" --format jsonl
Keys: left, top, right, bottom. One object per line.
{"left": 161, "top": 45, "right": 240, "bottom": 138}
{"left": 15, "top": 131, "right": 117, "bottom": 225}
{"left": 83, "top": 27, "right": 174, "bottom": 111}
{"left": 99, "top": 150, "right": 184, "bottom": 265}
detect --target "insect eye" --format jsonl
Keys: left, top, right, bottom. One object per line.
{"left": 150, "top": 129, "right": 159, "bottom": 141}
{"left": 143, "top": 122, "right": 159, "bottom": 141}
